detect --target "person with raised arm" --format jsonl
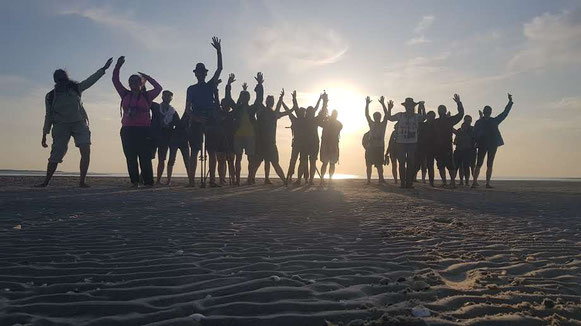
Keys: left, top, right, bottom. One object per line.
{"left": 185, "top": 37, "right": 223, "bottom": 187}
{"left": 36, "top": 58, "right": 113, "bottom": 188}
{"left": 112, "top": 56, "right": 162, "bottom": 188}
{"left": 300, "top": 92, "right": 327, "bottom": 185}
{"left": 281, "top": 91, "right": 308, "bottom": 184}
{"left": 217, "top": 93, "right": 236, "bottom": 185}
{"left": 364, "top": 96, "right": 390, "bottom": 184}
{"left": 386, "top": 97, "right": 425, "bottom": 188}
{"left": 432, "top": 94, "right": 465, "bottom": 188}
{"left": 472, "top": 93, "right": 514, "bottom": 188}
{"left": 223, "top": 73, "right": 263, "bottom": 185}
{"left": 319, "top": 94, "right": 343, "bottom": 185}
{"left": 453, "top": 115, "right": 476, "bottom": 186}
{"left": 251, "top": 87, "right": 291, "bottom": 185}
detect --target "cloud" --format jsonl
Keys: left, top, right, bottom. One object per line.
{"left": 407, "top": 15, "right": 434, "bottom": 46}
{"left": 548, "top": 96, "right": 581, "bottom": 111}
{"left": 247, "top": 22, "right": 348, "bottom": 71}
{"left": 60, "top": 6, "right": 179, "bottom": 50}
{"left": 508, "top": 8, "right": 581, "bottom": 72}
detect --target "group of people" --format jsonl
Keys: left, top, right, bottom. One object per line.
{"left": 37, "top": 37, "right": 344, "bottom": 188}
{"left": 363, "top": 93, "right": 514, "bottom": 189}
{"left": 36, "top": 36, "right": 512, "bottom": 189}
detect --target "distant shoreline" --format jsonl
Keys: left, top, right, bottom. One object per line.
{"left": 0, "top": 169, "right": 579, "bottom": 181}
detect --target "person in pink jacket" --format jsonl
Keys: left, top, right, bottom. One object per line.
{"left": 112, "top": 56, "right": 162, "bottom": 187}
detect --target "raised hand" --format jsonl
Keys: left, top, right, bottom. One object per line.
{"left": 103, "top": 57, "right": 113, "bottom": 70}
{"left": 366, "top": 96, "right": 372, "bottom": 105}
{"left": 227, "top": 73, "right": 236, "bottom": 85}
{"left": 280, "top": 88, "right": 285, "bottom": 98}
{"left": 116, "top": 56, "right": 125, "bottom": 67}
{"left": 138, "top": 72, "right": 151, "bottom": 80}
{"left": 242, "top": 82, "right": 248, "bottom": 91}
{"left": 255, "top": 72, "right": 264, "bottom": 84}
{"left": 379, "top": 96, "right": 385, "bottom": 105}
{"left": 453, "top": 94, "right": 461, "bottom": 103}
{"left": 291, "top": 90, "right": 297, "bottom": 99}
{"left": 387, "top": 100, "right": 394, "bottom": 110}
{"left": 508, "top": 93, "right": 513, "bottom": 102}
{"left": 211, "top": 36, "right": 221, "bottom": 52}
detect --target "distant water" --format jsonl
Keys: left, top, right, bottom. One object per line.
{"left": 0, "top": 170, "right": 579, "bottom": 181}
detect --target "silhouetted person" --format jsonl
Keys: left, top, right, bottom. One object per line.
{"left": 217, "top": 98, "right": 236, "bottom": 185}
{"left": 112, "top": 56, "right": 162, "bottom": 188}
{"left": 384, "top": 128, "right": 399, "bottom": 183}
{"left": 223, "top": 73, "right": 263, "bottom": 186}
{"left": 151, "top": 90, "right": 179, "bottom": 184}
{"left": 433, "top": 94, "right": 464, "bottom": 188}
{"left": 364, "top": 96, "right": 390, "bottom": 184}
{"left": 421, "top": 111, "right": 437, "bottom": 186}
{"left": 282, "top": 92, "right": 309, "bottom": 184}
{"left": 36, "top": 58, "right": 113, "bottom": 188}
{"left": 166, "top": 113, "right": 192, "bottom": 185}
{"left": 472, "top": 93, "right": 514, "bottom": 188}
{"left": 320, "top": 104, "right": 343, "bottom": 185}
{"left": 415, "top": 112, "right": 429, "bottom": 184}
{"left": 387, "top": 97, "right": 425, "bottom": 188}
{"left": 185, "top": 37, "right": 222, "bottom": 187}
{"left": 453, "top": 115, "right": 475, "bottom": 186}
{"left": 248, "top": 88, "right": 290, "bottom": 185}
{"left": 301, "top": 93, "right": 327, "bottom": 185}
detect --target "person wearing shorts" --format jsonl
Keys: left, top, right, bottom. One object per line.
{"left": 320, "top": 108, "right": 343, "bottom": 184}
{"left": 364, "top": 96, "right": 389, "bottom": 185}
{"left": 432, "top": 94, "right": 464, "bottom": 188}
{"left": 453, "top": 116, "right": 475, "bottom": 186}
{"left": 151, "top": 90, "right": 179, "bottom": 184}
{"left": 166, "top": 115, "right": 191, "bottom": 185}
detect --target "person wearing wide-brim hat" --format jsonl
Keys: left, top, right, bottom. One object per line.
{"left": 383, "top": 96, "right": 426, "bottom": 188}
{"left": 185, "top": 36, "right": 223, "bottom": 187}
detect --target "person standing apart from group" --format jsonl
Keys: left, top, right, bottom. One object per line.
{"left": 112, "top": 56, "right": 163, "bottom": 188}
{"left": 37, "top": 58, "right": 113, "bottom": 188}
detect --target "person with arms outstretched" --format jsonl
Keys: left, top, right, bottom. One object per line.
{"left": 364, "top": 96, "right": 390, "bottom": 184}
{"left": 386, "top": 97, "right": 425, "bottom": 188}
{"left": 112, "top": 56, "right": 163, "bottom": 188}
{"left": 433, "top": 94, "right": 465, "bottom": 188}
{"left": 282, "top": 91, "right": 309, "bottom": 185}
{"left": 37, "top": 58, "right": 113, "bottom": 188}
{"left": 300, "top": 92, "right": 327, "bottom": 185}
{"left": 472, "top": 93, "right": 514, "bottom": 188}
{"left": 185, "top": 37, "right": 223, "bottom": 187}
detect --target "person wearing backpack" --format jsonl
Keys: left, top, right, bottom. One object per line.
{"left": 112, "top": 56, "right": 163, "bottom": 188}
{"left": 36, "top": 58, "right": 113, "bottom": 188}
{"left": 364, "top": 96, "right": 390, "bottom": 184}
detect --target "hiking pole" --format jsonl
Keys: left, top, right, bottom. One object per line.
{"left": 200, "top": 128, "right": 207, "bottom": 188}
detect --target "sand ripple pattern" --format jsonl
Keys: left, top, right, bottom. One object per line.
{"left": 0, "top": 178, "right": 580, "bottom": 325}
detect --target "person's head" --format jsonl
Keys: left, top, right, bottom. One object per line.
{"left": 53, "top": 69, "right": 69, "bottom": 85}
{"left": 330, "top": 110, "right": 338, "bottom": 120}
{"left": 297, "top": 107, "right": 307, "bottom": 118}
{"left": 464, "top": 115, "right": 473, "bottom": 125}
{"left": 426, "top": 111, "right": 436, "bottom": 121}
{"left": 266, "top": 95, "right": 275, "bottom": 109}
{"left": 220, "top": 98, "right": 231, "bottom": 112}
{"left": 237, "top": 90, "right": 250, "bottom": 106}
{"left": 162, "top": 90, "right": 173, "bottom": 104}
{"left": 401, "top": 97, "right": 417, "bottom": 114}
{"left": 483, "top": 105, "right": 492, "bottom": 118}
{"left": 437, "top": 105, "right": 447, "bottom": 117}
{"left": 373, "top": 112, "right": 381, "bottom": 122}
{"left": 193, "top": 63, "right": 208, "bottom": 83}
{"left": 128, "top": 74, "right": 144, "bottom": 92}
{"left": 306, "top": 106, "right": 316, "bottom": 118}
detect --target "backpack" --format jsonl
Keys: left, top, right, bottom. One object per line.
{"left": 120, "top": 90, "right": 151, "bottom": 118}
{"left": 362, "top": 131, "right": 370, "bottom": 149}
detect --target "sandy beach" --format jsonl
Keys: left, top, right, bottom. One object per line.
{"left": 0, "top": 176, "right": 579, "bottom": 326}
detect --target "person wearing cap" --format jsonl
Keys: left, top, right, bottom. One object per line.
{"left": 36, "top": 58, "right": 113, "bottom": 188}
{"left": 364, "top": 96, "right": 390, "bottom": 184}
{"left": 151, "top": 90, "right": 180, "bottom": 184}
{"left": 472, "top": 93, "right": 514, "bottom": 189}
{"left": 185, "top": 37, "right": 222, "bottom": 187}
{"left": 432, "top": 94, "right": 464, "bottom": 188}
{"left": 385, "top": 96, "right": 426, "bottom": 188}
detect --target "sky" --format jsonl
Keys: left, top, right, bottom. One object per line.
{"left": 1, "top": 0, "right": 581, "bottom": 178}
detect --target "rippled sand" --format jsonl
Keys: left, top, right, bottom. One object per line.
{"left": 0, "top": 177, "right": 580, "bottom": 326}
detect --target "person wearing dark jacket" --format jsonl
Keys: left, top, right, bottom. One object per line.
{"left": 472, "top": 93, "right": 514, "bottom": 188}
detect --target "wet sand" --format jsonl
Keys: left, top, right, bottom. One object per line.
{"left": 0, "top": 176, "right": 580, "bottom": 326}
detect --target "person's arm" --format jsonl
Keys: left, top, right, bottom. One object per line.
{"left": 365, "top": 96, "right": 373, "bottom": 125}
{"left": 139, "top": 72, "right": 162, "bottom": 100}
{"left": 379, "top": 96, "right": 393, "bottom": 124}
{"left": 209, "top": 37, "right": 222, "bottom": 84}
{"left": 253, "top": 72, "right": 264, "bottom": 107}
{"left": 314, "top": 93, "right": 323, "bottom": 112}
{"left": 496, "top": 93, "right": 513, "bottom": 124}
{"left": 317, "top": 92, "right": 328, "bottom": 124}
{"left": 224, "top": 73, "right": 237, "bottom": 109}
{"left": 450, "top": 94, "right": 464, "bottom": 125}
{"left": 281, "top": 94, "right": 297, "bottom": 122}
{"left": 276, "top": 89, "right": 290, "bottom": 119}
{"left": 112, "top": 56, "right": 128, "bottom": 97}
{"left": 78, "top": 58, "right": 112, "bottom": 92}
{"left": 42, "top": 92, "right": 53, "bottom": 147}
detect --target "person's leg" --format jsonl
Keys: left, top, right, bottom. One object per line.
{"left": 472, "top": 148, "right": 487, "bottom": 187}
{"left": 37, "top": 124, "right": 71, "bottom": 187}
{"left": 121, "top": 127, "right": 140, "bottom": 186}
{"left": 156, "top": 152, "right": 165, "bottom": 184}
{"left": 78, "top": 144, "right": 90, "bottom": 187}
{"left": 390, "top": 156, "right": 398, "bottom": 184}
{"left": 329, "top": 163, "right": 336, "bottom": 180}
{"left": 437, "top": 152, "right": 447, "bottom": 186}
{"left": 287, "top": 146, "right": 298, "bottom": 183}
{"left": 167, "top": 146, "right": 178, "bottom": 185}
{"left": 320, "top": 161, "right": 328, "bottom": 184}
{"left": 377, "top": 164, "right": 384, "bottom": 184}
{"left": 235, "top": 153, "right": 242, "bottom": 185}
{"left": 217, "top": 153, "right": 226, "bottom": 184}
{"left": 208, "top": 150, "right": 218, "bottom": 186}
{"left": 397, "top": 149, "right": 407, "bottom": 188}
{"left": 426, "top": 152, "right": 435, "bottom": 187}
{"left": 485, "top": 146, "right": 498, "bottom": 188}
{"left": 264, "top": 160, "right": 271, "bottom": 184}
{"left": 447, "top": 151, "right": 457, "bottom": 188}
{"left": 189, "top": 148, "right": 199, "bottom": 186}
{"left": 296, "top": 155, "right": 307, "bottom": 185}
{"left": 454, "top": 150, "right": 463, "bottom": 185}
{"left": 309, "top": 156, "right": 317, "bottom": 184}
{"left": 138, "top": 129, "right": 154, "bottom": 186}
{"left": 406, "top": 144, "right": 417, "bottom": 188}
{"left": 227, "top": 153, "right": 235, "bottom": 185}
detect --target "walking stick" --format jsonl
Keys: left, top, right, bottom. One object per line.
{"left": 199, "top": 126, "right": 207, "bottom": 188}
